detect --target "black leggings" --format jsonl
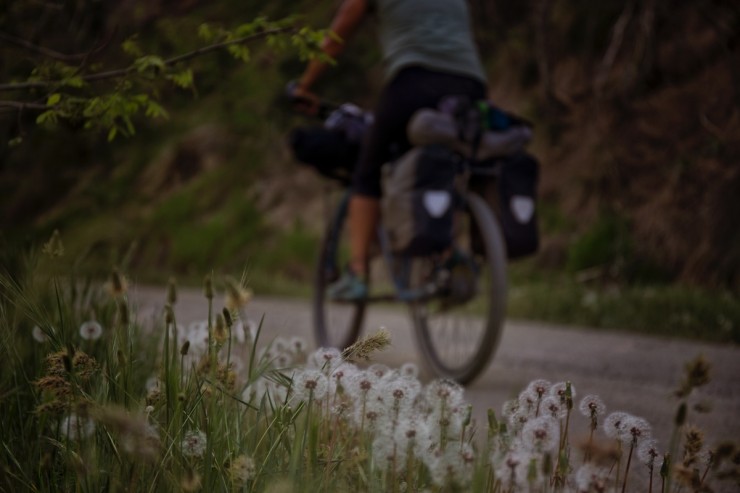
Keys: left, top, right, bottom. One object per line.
{"left": 352, "top": 65, "right": 487, "bottom": 197}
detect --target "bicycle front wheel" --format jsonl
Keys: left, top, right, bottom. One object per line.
{"left": 411, "top": 191, "right": 507, "bottom": 384}
{"left": 313, "top": 193, "right": 366, "bottom": 350}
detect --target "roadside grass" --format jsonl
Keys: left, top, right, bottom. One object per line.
{"left": 507, "top": 263, "right": 740, "bottom": 344}
{"left": 1, "top": 248, "right": 737, "bottom": 493}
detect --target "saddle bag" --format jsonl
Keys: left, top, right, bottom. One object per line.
{"left": 382, "top": 144, "right": 460, "bottom": 256}
{"left": 471, "top": 152, "right": 540, "bottom": 259}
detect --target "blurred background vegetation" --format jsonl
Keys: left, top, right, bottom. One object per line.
{"left": 1, "top": 0, "right": 738, "bottom": 342}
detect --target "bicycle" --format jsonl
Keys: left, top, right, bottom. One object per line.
{"left": 290, "top": 98, "right": 513, "bottom": 385}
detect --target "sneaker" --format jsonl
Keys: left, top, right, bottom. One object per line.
{"left": 327, "top": 269, "right": 368, "bottom": 302}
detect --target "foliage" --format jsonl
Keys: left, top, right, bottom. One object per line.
{"left": 1, "top": 14, "right": 328, "bottom": 141}
{"left": 0, "top": 250, "right": 738, "bottom": 492}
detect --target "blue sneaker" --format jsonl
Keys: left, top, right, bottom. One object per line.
{"left": 327, "top": 269, "right": 368, "bottom": 302}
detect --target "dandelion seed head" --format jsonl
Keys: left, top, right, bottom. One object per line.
{"left": 502, "top": 398, "right": 520, "bottom": 419}
{"left": 32, "top": 325, "right": 53, "bottom": 343}
{"left": 603, "top": 411, "right": 630, "bottom": 440}
{"left": 428, "top": 443, "right": 475, "bottom": 488}
{"left": 272, "top": 352, "right": 293, "bottom": 369}
{"left": 289, "top": 336, "right": 307, "bottom": 355}
{"left": 579, "top": 394, "right": 606, "bottom": 418}
{"left": 518, "top": 388, "right": 539, "bottom": 415}
{"left": 368, "top": 363, "right": 391, "bottom": 379}
{"left": 426, "top": 379, "right": 464, "bottom": 410}
{"left": 575, "top": 463, "right": 610, "bottom": 492}
{"left": 307, "top": 347, "right": 343, "bottom": 372}
{"left": 508, "top": 409, "right": 529, "bottom": 434}
{"left": 271, "top": 337, "right": 289, "bottom": 353}
{"left": 400, "top": 362, "right": 419, "bottom": 378}
{"left": 330, "top": 362, "right": 358, "bottom": 388}
{"left": 60, "top": 413, "right": 95, "bottom": 440}
{"left": 79, "top": 320, "right": 103, "bottom": 341}
{"left": 521, "top": 415, "right": 560, "bottom": 453}
{"left": 228, "top": 455, "right": 256, "bottom": 486}
{"left": 181, "top": 430, "right": 207, "bottom": 458}
{"left": 637, "top": 438, "right": 660, "bottom": 466}
{"left": 371, "top": 434, "right": 397, "bottom": 469}
{"left": 494, "top": 450, "right": 531, "bottom": 490}
{"left": 550, "top": 381, "right": 576, "bottom": 404}
{"left": 540, "top": 395, "right": 567, "bottom": 419}
{"left": 387, "top": 376, "right": 421, "bottom": 408}
{"left": 526, "top": 379, "right": 552, "bottom": 398}
{"left": 623, "top": 415, "right": 652, "bottom": 444}
{"left": 242, "top": 379, "right": 266, "bottom": 404}
{"left": 291, "top": 368, "right": 328, "bottom": 402}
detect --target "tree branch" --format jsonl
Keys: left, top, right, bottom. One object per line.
{"left": 0, "top": 31, "right": 97, "bottom": 62}
{"left": 0, "top": 100, "right": 48, "bottom": 110}
{"left": 0, "top": 26, "right": 294, "bottom": 92}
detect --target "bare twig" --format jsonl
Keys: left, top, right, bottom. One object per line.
{"left": 0, "top": 100, "right": 48, "bottom": 110}
{"left": 0, "top": 26, "right": 294, "bottom": 92}
{"left": 594, "top": 0, "right": 637, "bottom": 95}
{"left": 0, "top": 31, "right": 99, "bottom": 62}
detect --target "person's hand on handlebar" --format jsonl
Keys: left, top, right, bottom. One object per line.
{"left": 286, "top": 81, "right": 321, "bottom": 116}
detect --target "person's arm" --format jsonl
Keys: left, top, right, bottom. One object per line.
{"left": 293, "top": 0, "right": 368, "bottom": 107}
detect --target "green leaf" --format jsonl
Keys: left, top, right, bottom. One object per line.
{"left": 63, "top": 76, "right": 85, "bottom": 88}
{"left": 122, "top": 36, "right": 142, "bottom": 57}
{"left": 145, "top": 100, "right": 169, "bottom": 119}
{"left": 168, "top": 69, "right": 194, "bottom": 90}
{"left": 198, "top": 23, "right": 214, "bottom": 42}
{"left": 107, "top": 126, "right": 118, "bottom": 142}
{"left": 36, "top": 110, "right": 57, "bottom": 126}
{"left": 134, "top": 55, "right": 166, "bottom": 75}
{"left": 47, "top": 93, "right": 61, "bottom": 106}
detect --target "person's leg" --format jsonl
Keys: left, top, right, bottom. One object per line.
{"left": 348, "top": 194, "right": 380, "bottom": 278}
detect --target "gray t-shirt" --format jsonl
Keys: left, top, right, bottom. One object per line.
{"left": 370, "top": 0, "right": 486, "bottom": 83}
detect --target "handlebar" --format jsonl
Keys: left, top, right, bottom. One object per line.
{"left": 285, "top": 81, "right": 339, "bottom": 120}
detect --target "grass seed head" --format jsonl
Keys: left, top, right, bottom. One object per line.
{"left": 341, "top": 327, "right": 391, "bottom": 362}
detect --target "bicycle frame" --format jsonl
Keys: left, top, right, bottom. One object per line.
{"left": 327, "top": 157, "right": 501, "bottom": 305}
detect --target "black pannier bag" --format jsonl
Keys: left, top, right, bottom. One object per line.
{"left": 471, "top": 152, "right": 540, "bottom": 259}
{"left": 288, "top": 103, "right": 372, "bottom": 185}
{"left": 382, "top": 144, "right": 460, "bottom": 256}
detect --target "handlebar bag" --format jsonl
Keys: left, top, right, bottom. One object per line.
{"left": 382, "top": 144, "right": 461, "bottom": 256}
{"left": 288, "top": 126, "right": 359, "bottom": 185}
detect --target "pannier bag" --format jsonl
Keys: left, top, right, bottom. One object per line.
{"left": 471, "top": 152, "right": 540, "bottom": 259}
{"left": 382, "top": 144, "right": 460, "bottom": 256}
{"left": 288, "top": 103, "right": 372, "bottom": 185}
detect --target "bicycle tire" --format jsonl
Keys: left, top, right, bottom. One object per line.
{"left": 411, "top": 191, "right": 507, "bottom": 384}
{"left": 313, "top": 194, "right": 366, "bottom": 350}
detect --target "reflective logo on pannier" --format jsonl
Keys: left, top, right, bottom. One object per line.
{"left": 510, "top": 196, "right": 535, "bottom": 224}
{"left": 423, "top": 190, "right": 452, "bottom": 218}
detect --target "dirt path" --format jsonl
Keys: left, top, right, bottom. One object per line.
{"left": 131, "top": 285, "right": 740, "bottom": 471}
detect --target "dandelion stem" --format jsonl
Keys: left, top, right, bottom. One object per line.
{"left": 621, "top": 440, "right": 635, "bottom": 493}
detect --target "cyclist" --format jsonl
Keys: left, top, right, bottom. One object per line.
{"left": 291, "top": 0, "right": 488, "bottom": 301}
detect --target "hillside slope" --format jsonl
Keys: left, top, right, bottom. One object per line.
{"left": 1, "top": 0, "right": 738, "bottom": 296}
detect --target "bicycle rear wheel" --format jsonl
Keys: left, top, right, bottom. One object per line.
{"left": 410, "top": 192, "right": 507, "bottom": 384}
{"left": 313, "top": 193, "right": 366, "bottom": 350}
